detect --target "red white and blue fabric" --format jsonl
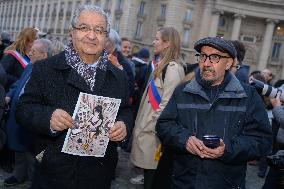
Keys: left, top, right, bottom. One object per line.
{"left": 147, "top": 59, "right": 161, "bottom": 111}
{"left": 6, "top": 50, "right": 29, "bottom": 68}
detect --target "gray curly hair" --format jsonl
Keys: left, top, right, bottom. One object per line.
{"left": 71, "top": 4, "right": 111, "bottom": 36}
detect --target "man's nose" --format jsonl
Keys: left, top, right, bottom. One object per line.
{"left": 87, "top": 30, "right": 97, "bottom": 40}
{"left": 203, "top": 57, "right": 212, "bottom": 67}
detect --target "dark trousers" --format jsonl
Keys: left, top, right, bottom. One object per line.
{"left": 13, "top": 151, "right": 35, "bottom": 182}
{"left": 144, "top": 169, "right": 156, "bottom": 189}
{"left": 151, "top": 147, "right": 173, "bottom": 189}
{"left": 262, "top": 167, "right": 281, "bottom": 189}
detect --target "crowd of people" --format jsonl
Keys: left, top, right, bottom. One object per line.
{"left": 0, "top": 3, "right": 282, "bottom": 189}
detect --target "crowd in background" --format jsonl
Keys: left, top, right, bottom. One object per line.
{"left": 0, "top": 3, "right": 282, "bottom": 189}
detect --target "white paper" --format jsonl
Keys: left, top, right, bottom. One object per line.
{"left": 61, "top": 92, "right": 121, "bottom": 157}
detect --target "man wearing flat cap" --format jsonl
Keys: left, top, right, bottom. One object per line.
{"left": 156, "top": 37, "right": 272, "bottom": 189}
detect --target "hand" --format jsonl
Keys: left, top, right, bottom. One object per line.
{"left": 108, "top": 54, "right": 121, "bottom": 68}
{"left": 5, "top": 97, "right": 10, "bottom": 104}
{"left": 201, "top": 139, "right": 225, "bottom": 159}
{"left": 186, "top": 136, "right": 206, "bottom": 158}
{"left": 270, "top": 91, "right": 282, "bottom": 107}
{"left": 109, "top": 121, "right": 127, "bottom": 142}
{"left": 50, "top": 109, "right": 73, "bottom": 131}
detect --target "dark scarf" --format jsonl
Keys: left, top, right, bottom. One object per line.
{"left": 196, "top": 69, "right": 231, "bottom": 102}
{"left": 64, "top": 42, "right": 108, "bottom": 91}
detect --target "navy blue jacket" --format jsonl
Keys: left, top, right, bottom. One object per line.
{"left": 6, "top": 64, "right": 33, "bottom": 152}
{"left": 156, "top": 73, "right": 272, "bottom": 189}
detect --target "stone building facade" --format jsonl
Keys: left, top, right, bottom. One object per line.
{"left": 0, "top": 0, "right": 284, "bottom": 78}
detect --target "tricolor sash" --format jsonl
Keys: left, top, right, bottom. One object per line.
{"left": 148, "top": 79, "right": 161, "bottom": 111}
{"left": 6, "top": 50, "right": 29, "bottom": 68}
{"left": 147, "top": 58, "right": 161, "bottom": 111}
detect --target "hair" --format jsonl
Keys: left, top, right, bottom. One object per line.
{"left": 154, "top": 27, "right": 183, "bottom": 78}
{"left": 94, "top": 105, "right": 103, "bottom": 122}
{"left": 231, "top": 40, "right": 246, "bottom": 63}
{"left": 108, "top": 29, "right": 121, "bottom": 52}
{"left": 33, "top": 39, "right": 53, "bottom": 58}
{"left": 6, "top": 27, "right": 38, "bottom": 55}
{"left": 51, "top": 40, "right": 66, "bottom": 56}
{"left": 71, "top": 4, "right": 111, "bottom": 36}
{"left": 121, "top": 37, "right": 130, "bottom": 42}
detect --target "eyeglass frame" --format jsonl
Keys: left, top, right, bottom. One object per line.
{"left": 195, "top": 53, "right": 232, "bottom": 64}
{"left": 72, "top": 24, "right": 108, "bottom": 36}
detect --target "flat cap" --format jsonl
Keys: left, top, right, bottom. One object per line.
{"left": 194, "top": 37, "right": 237, "bottom": 59}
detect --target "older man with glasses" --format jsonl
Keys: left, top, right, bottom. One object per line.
{"left": 156, "top": 37, "right": 272, "bottom": 189}
{"left": 15, "top": 4, "right": 132, "bottom": 189}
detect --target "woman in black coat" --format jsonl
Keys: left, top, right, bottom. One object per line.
{"left": 0, "top": 27, "right": 38, "bottom": 90}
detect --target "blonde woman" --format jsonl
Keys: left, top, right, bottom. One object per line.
{"left": 1, "top": 28, "right": 38, "bottom": 89}
{"left": 130, "top": 27, "right": 185, "bottom": 189}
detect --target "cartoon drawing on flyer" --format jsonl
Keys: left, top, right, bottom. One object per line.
{"left": 62, "top": 92, "right": 121, "bottom": 157}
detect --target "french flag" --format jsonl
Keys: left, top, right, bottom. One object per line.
{"left": 148, "top": 79, "right": 161, "bottom": 111}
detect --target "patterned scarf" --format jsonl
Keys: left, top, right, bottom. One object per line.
{"left": 64, "top": 42, "right": 108, "bottom": 91}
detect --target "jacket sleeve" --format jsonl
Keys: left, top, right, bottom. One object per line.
{"left": 272, "top": 106, "right": 284, "bottom": 128}
{"left": 116, "top": 71, "right": 133, "bottom": 139}
{"left": 1, "top": 54, "right": 19, "bottom": 88}
{"left": 15, "top": 62, "right": 56, "bottom": 137}
{"left": 156, "top": 89, "right": 192, "bottom": 153}
{"left": 0, "top": 64, "right": 7, "bottom": 87}
{"left": 219, "top": 88, "right": 272, "bottom": 164}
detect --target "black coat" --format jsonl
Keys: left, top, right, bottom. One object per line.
{"left": 15, "top": 52, "right": 133, "bottom": 189}
{"left": 0, "top": 53, "right": 27, "bottom": 90}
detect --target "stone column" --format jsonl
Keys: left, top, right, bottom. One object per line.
{"left": 30, "top": 0, "right": 36, "bottom": 27}
{"left": 231, "top": 14, "right": 245, "bottom": 40}
{"left": 19, "top": 0, "right": 26, "bottom": 29}
{"left": 61, "top": 2, "right": 68, "bottom": 34}
{"left": 9, "top": 0, "right": 16, "bottom": 31}
{"left": 14, "top": 0, "right": 21, "bottom": 32}
{"left": 24, "top": 1, "right": 30, "bottom": 27}
{"left": 2, "top": 1, "right": 8, "bottom": 30}
{"left": 198, "top": 0, "right": 213, "bottom": 39}
{"left": 47, "top": 1, "right": 55, "bottom": 32}
{"left": 35, "top": 0, "right": 42, "bottom": 28}
{"left": 0, "top": 2, "right": 5, "bottom": 30}
{"left": 70, "top": 0, "right": 77, "bottom": 25}
{"left": 209, "top": 10, "right": 223, "bottom": 37}
{"left": 40, "top": 0, "right": 48, "bottom": 31}
{"left": 257, "top": 19, "right": 278, "bottom": 71}
{"left": 54, "top": 0, "right": 61, "bottom": 34}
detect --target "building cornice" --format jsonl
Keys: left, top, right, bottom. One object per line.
{"left": 215, "top": 0, "right": 284, "bottom": 20}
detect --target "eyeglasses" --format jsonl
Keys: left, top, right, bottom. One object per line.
{"left": 195, "top": 53, "right": 231, "bottom": 64}
{"left": 72, "top": 24, "right": 108, "bottom": 35}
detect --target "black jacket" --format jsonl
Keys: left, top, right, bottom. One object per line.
{"left": 15, "top": 52, "right": 133, "bottom": 189}
{"left": 156, "top": 74, "right": 272, "bottom": 189}
{"left": 0, "top": 53, "right": 27, "bottom": 90}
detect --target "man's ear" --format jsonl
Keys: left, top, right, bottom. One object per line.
{"left": 226, "top": 58, "right": 235, "bottom": 70}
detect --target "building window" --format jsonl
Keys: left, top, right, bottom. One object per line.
{"left": 116, "top": 0, "right": 123, "bottom": 10}
{"left": 185, "top": 9, "right": 192, "bottom": 22}
{"left": 135, "top": 21, "right": 143, "bottom": 39}
{"left": 271, "top": 42, "right": 282, "bottom": 61}
{"left": 218, "top": 15, "right": 226, "bottom": 27}
{"left": 160, "top": 4, "right": 167, "bottom": 19}
{"left": 183, "top": 29, "right": 190, "bottom": 47}
{"left": 240, "top": 35, "right": 256, "bottom": 43}
{"left": 114, "top": 18, "right": 120, "bottom": 33}
{"left": 138, "top": 1, "right": 146, "bottom": 16}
